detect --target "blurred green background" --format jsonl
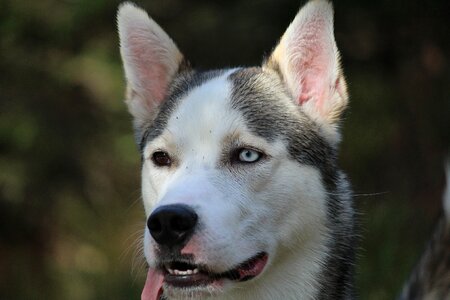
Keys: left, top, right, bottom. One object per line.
{"left": 0, "top": 0, "right": 449, "bottom": 299}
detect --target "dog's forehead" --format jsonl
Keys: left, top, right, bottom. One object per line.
{"left": 145, "top": 67, "right": 285, "bottom": 148}
{"left": 143, "top": 66, "right": 333, "bottom": 170}
{"left": 166, "top": 69, "right": 242, "bottom": 145}
{"left": 150, "top": 67, "right": 290, "bottom": 141}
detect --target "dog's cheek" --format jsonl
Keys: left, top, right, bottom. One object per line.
{"left": 262, "top": 162, "right": 329, "bottom": 249}
{"left": 235, "top": 162, "right": 288, "bottom": 237}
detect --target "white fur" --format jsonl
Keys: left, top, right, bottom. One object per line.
{"left": 140, "top": 72, "right": 331, "bottom": 299}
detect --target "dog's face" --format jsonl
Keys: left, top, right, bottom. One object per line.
{"left": 118, "top": 1, "right": 348, "bottom": 299}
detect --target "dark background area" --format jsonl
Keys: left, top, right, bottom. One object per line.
{"left": 0, "top": 0, "right": 449, "bottom": 299}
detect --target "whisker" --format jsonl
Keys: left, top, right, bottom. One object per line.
{"left": 324, "top": 191, "right": 389, "bottom": 198}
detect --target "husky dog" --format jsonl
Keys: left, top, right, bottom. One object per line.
{"left": 399, "top": 161, "right": 450, "bottom": 300}
{"left": 117, "top": 1, "right": 356, "bottom": 299}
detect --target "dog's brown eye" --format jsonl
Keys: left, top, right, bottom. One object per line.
{"left": 152, "top": 151, "right": 172, "bottom": 167}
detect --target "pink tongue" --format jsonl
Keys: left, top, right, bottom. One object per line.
{"left": 141, "top": 268, "right": 164, "bottom": 300}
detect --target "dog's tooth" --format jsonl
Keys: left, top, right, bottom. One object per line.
{"left": 193, "top": 268, "right": 199, "bottom": 274}
{"left": 175, "top": 270, "right": 188, "bottom": 275}
{"left": 186, "top": 269, "right": 193, "bottom": 275}
{"left": 168, "top": 268, "right": 174, "bottom": 275}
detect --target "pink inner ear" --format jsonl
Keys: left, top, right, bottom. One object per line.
{"left": 284, "top": 14, "right": 335, "bottom": 111}
{"left": 299, "top": 71, "right": 324, "bottom": 105}
{"left": 129, "top": 36, "right": 170, "bottom": 106}
{"left": 296, "top": 60, "right": 330, "bottom": 110}
{"left": 141, "top": 62, "right": 168, "bottom": 105}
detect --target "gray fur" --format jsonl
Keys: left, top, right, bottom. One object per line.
{"left": 228, "top": 67, "right": 356, "bottom": 299}
{"left": 399, "top": 210, "right": 450, "bottom": 300}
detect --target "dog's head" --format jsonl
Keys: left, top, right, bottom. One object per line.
{"left": 117, "top": 1, "right": 348, "bottom": 299}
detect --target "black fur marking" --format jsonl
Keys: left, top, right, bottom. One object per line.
{"left": 318, "top": 173, "right": 357, "bottom": 300}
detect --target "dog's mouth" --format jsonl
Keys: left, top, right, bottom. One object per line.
{"left": 141, "top": 252, "right": 268, "bottom": 300}
{"left": 164, "top": 252, "right": 268, "bottom": 286}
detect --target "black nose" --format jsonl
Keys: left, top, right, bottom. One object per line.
{"left": 147, "top": 204, "right": 198, "bottom": 247}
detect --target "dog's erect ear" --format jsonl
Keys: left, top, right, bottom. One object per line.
{"left": 117, "top": 2, "right": 183, "bottom": 124}
{"left": 265, "top": 0, "right": 348, "bottom": 141}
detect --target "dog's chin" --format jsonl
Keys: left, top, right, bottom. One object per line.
{"left": 142, "top": 252, "right": 268, "bottom": 300}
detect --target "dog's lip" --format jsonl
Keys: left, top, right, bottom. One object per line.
{"left": 160, "top": 252, "right": 268, "bottom": 288}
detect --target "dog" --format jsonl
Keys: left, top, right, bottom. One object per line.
{"left": 116, "top": 1, "right": 448, "bottom": 299}
{"left": 399, "top": 160, "right": 450, "bottom": 300}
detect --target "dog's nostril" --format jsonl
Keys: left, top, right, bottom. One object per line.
{"left": 147, "top": 204, "right": 198, "bottom": 247}
{"left": 147, "top": 218, "right": 162, "bottom": 233}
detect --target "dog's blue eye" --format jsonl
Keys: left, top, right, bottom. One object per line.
{"left": 238, "top": 149, "right": 262, "bottom": 163}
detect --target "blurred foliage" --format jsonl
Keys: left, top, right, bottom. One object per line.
{"left": 0, "top": 0, "right": 449, "bottom": 299}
